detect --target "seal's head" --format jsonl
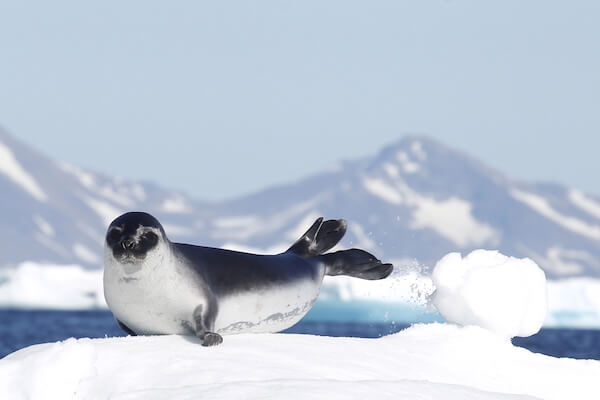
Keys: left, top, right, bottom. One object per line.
{"left": 105, "top": 212, "right": 167, "bottom": 264}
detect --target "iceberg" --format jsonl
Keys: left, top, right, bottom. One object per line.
{"left": 0, "top": 262, "right": 105, "bottom": 310}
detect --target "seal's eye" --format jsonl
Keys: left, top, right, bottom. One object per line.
{"left": 107, "top": 228, "right": 121, "bottom": 244}
{"left": 142, "top": 232, "right": 158, "bottom": 246}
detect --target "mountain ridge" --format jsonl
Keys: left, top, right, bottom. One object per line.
{"left": 1, "top": 127, "right": 600, "bottom": 279}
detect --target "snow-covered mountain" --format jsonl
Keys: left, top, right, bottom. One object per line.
{"left": 0, "top": 128, "right": 212, "bottom": 268}
{"left": 2, "top": 127, "right": 600, "bottom": 279}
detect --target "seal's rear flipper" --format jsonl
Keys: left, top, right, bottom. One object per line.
{"left": 288, "top": 217, "right": 347, "bottom": 257}
{"left": 320, "top": 249, "right": 394, "bottom": 280}
{"left": 288, "top": 218, "right": 392, "bottom": 280}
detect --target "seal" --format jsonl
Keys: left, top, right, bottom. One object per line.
{"left": 103, "top": 212, "right": 393, "bottom": 346}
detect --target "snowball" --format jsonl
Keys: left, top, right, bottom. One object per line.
{"left": 432, "top": 250, "right": 547, "bottom": 338}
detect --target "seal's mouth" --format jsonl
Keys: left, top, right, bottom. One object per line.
{"left": 118, "top": 252, "right": 146, "bottom": 264}
{"left": 112, "top": 246, "right": 147, "bottom": 264}
{"left": 113, "top": 250, "right": 145, "bottom": 275}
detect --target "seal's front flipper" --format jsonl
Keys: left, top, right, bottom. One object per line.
{"left": 193, "top": 303, "right": 223, "bottom": 346}
{"left": 117, "top": 319, "right": 137, "bottom": 336}
{"left": 202, "top": 332, "right": 223, "bottom": 346}
{"left": 321, "top": 249, "right": 394, "bottom": 280}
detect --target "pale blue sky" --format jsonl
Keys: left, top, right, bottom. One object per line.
{"left": 1, "top": 1, "right": 599, "bottom": 200}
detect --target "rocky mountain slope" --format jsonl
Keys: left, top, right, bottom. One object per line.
{"left": 2, "top": 128, "right": 599, "bottom": 279}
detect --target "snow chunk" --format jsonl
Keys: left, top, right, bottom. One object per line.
{"left": 2, "top": 325, "right": 599, "bottom": 400}
{"left": 0, "top": 140, "right": 47, "bottom": 202}
{"left": 432, "top": 250, "right": 547, "bottom": 338}
{"left": 0, "top": 262, "right": 106, "bottom": 309}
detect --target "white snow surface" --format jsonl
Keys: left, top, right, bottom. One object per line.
{"left": 2, "top": 323, "right": 599, "bottom": 400}
{"left": 432, "top": 250, "right": 547, "bottom": 338}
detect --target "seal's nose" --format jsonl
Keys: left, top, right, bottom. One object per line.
{"left": 121, "top": 238, "right": 136, "bottom": 250}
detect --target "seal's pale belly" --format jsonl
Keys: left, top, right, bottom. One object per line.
{"left": 104, "top": 254, "right": 323, "bottom": 336}
{"left": 214, "top": 280, "right": 321, "bottom": 334}
{"left": 104, "top": 257, "right": 200, "bottom": 335}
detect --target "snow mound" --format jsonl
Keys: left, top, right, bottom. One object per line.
{"left": 0, "top": 262, "right": 106, "bottom": 310}
{"left": 432, "top": 250, "right": 547, "bottom": 338}
{"left": 1, "top": 324, "right": 599, "bottom": 400}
